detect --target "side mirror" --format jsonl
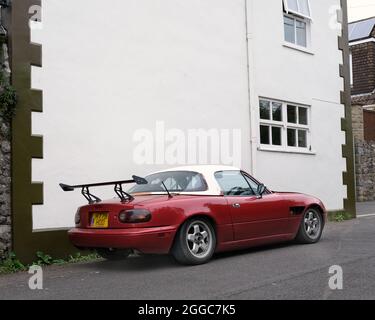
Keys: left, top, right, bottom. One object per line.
{"left": 257, "top": 184, "right": 266, "bottom": 198}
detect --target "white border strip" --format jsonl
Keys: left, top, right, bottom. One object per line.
{"left": 357, "top": 213, "right": 375, "bottom": 218}
{"left": 349, "top": 38, "right": 375, "bottom": 46}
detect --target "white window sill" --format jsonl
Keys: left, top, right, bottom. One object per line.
{"left": 258, "top": 146, "right": 316, "bottom": 155}
{"left": 283, "top": 42, "right": 314, "bottom": 55}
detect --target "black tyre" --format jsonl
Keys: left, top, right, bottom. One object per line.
{"left": 295, "top": 208, "right": 323, "bottom": 244}
{"left": 97, "top": 248, "right": 131, "bottom": 261}
{"left": 172, "top": 218, "right": 216, "bottom": 265}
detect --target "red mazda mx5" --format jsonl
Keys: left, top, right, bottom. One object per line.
{"left": 60, "top": 165, "right": 326, "bottom": 265}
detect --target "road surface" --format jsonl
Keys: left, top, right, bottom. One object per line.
{"left": 1, "top": 215, "right": 375, "bottom": 300}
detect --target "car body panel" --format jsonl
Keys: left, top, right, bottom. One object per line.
{"left": 67, "top": 166, "right": 327, "bottom": 255}
{"left": 227, "top": 193, "right": 291, "bottom": 241}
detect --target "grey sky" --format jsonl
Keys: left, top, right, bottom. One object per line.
{"left": 348, "top": 0, "right": 375, "bottom": 22}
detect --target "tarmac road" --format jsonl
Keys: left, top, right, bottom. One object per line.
{"left": 1, "top": 215, "right": 375, "bottom": 300}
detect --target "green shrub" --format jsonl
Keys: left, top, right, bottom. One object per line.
{"left": 334, "top": 213, "right": 345, "bottom": 222}
{"left": 0, "top": 251, "right": 100, "bottom": 274}
{"left": 0, "top": 252, "right": 26, "bottom": 274}
{"left": 36, "top": 251, "right": 54, "bottom": 266}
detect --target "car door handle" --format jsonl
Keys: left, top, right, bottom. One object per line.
{"left": 232, "top": 203, "right": 241, "bottom": 208}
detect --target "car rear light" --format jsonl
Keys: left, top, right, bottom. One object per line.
{"left": 75, "top": 209, "right": 81, "bottom": 225}
{"left": 118, "top": 209, "right": 151, "bottom": 223}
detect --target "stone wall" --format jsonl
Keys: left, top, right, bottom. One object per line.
{"left": 0, "top": 118, "right": 11, "bottom": 259}
{"left": 352, "top": 104, "right": 364, "bottom": 142}
{"left": 352, "top": 104, "right": 375, "bottom": 202}
{"left": 355, "top": 141, "right": 375, "bottom": 202}
{"left": 0, "top": 24, "right": 12, "bottom": 259}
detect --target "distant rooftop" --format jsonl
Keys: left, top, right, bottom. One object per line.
{"left": 349, "top": 17, "right": 375, "bottom": 42}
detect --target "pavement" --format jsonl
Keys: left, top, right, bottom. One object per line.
{"left": 357, "top": 201, "right": 375, "bottom": 216}
{"left": 1, "top": 213, "right": 375, "bottom": 300}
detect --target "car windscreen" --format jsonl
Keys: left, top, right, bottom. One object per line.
{"left": 128, "top": 171, "right": 208, "bottom": 193}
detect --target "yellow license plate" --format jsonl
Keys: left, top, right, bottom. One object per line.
{"left": 90, "top": 213, "right": 109, "bottom": 228}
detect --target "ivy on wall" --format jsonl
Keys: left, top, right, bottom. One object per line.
{"left": 0, "top": 35, "right": 16, "bottom": 124}
{"left": 0, "top": 80, "right": 16, "bottom": 122}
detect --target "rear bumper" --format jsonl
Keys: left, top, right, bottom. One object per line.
{"left": 68, "top": 226, "right": 178, "bottom": 254}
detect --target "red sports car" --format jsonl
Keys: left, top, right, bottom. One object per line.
{"left": 61, "top": 166, "right": 326, "bottom": 265}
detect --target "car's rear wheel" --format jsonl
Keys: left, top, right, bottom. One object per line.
{"left": 172, "top": 218, "right": 216, "bottom": 265}
{"left": 97, "top": 248, "right": 131, "bottom": 261}
{"left": 295, "top": 208, "right": 323, "bottom": 244}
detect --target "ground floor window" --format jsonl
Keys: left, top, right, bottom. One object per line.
{"left": 259, "top": 98, "right": 311, "bottom": 152}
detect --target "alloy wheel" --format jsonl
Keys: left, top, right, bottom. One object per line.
{"left": 186, "top": 221, "right": 213, "bottom": 259}
{"left": 304, "top": 210, "right": 321, "bottom": 240}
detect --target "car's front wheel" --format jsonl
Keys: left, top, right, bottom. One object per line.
{"left": 97, "top": 248, "right": 131, "bottom": 261}
{"left": 172, "top": 218, "right": 216, "bottom": 265}
{"left": 295, "top": 208, "right": 323, "bottom": 244}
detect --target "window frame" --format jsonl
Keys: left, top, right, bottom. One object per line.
{"left": 283, "top": 0, "right": 312, "bottom": 21}
{"left": 283, "top": 13, "right": 310, "bottom": 49}
{"left": 241, "top": 171, "right": 272, "bottom": 197}
{"left": 258, "top": 98, "right": 313, "bottom": 154}
{"left": 214, "top": 170, "right": 272, "bottom": 198}
{"left": 214, "top": 170, "right": 256, "bottom": 197}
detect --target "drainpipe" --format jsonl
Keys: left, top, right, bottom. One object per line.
{"left": 244, "top": 0, "right": 258, "bottom": 175}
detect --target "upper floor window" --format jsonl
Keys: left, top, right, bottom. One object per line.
{"left": 283, "top": 0, "right": 312, "bottom": 20}
{"left": 259, "top": 98, "right": 312, "bottom": 153}
{"left": 284, "top": 15, "right": 308, "bottom": 47}
{"left": 283, "top": 0, "right": 312, "bottom": 49}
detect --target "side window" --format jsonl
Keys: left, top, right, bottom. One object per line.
{"left": 214, "top": 171, "right": 255, "bottom": 196}
{"left": 243, "top": 175, "right": 260, "bottom": 195}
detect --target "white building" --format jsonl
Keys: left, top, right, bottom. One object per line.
{"left": 6, "top": 0, "right": 354, "bottom": 259}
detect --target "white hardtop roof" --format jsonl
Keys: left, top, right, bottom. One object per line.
{"left": 147, "top": 165, "right": 242, "bottom": 196}
{"left": 155, "top": 165, "right": 240, "bottom": 175}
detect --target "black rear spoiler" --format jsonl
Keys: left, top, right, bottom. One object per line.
{"left": 59, "top": 175, "right": 148, "bottom": 204}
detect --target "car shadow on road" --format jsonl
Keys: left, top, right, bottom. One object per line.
{"left": 82, "top": 241, "right": 300, "bottom": 271}
{"left": 213, "top": 241, "right": 297, "bottom": 262}
{"left": 84, "top": 254, "right": 179, "bottom": 272}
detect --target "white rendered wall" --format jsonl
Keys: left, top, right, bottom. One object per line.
{"left": 247, "top": 0, "right": 346, "bottom": 210}
{"left": 31, "top": 0, "right": 346, "bottom": 230}
{"left": 31, "top": 0, "right": 251, "bottom": 229}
